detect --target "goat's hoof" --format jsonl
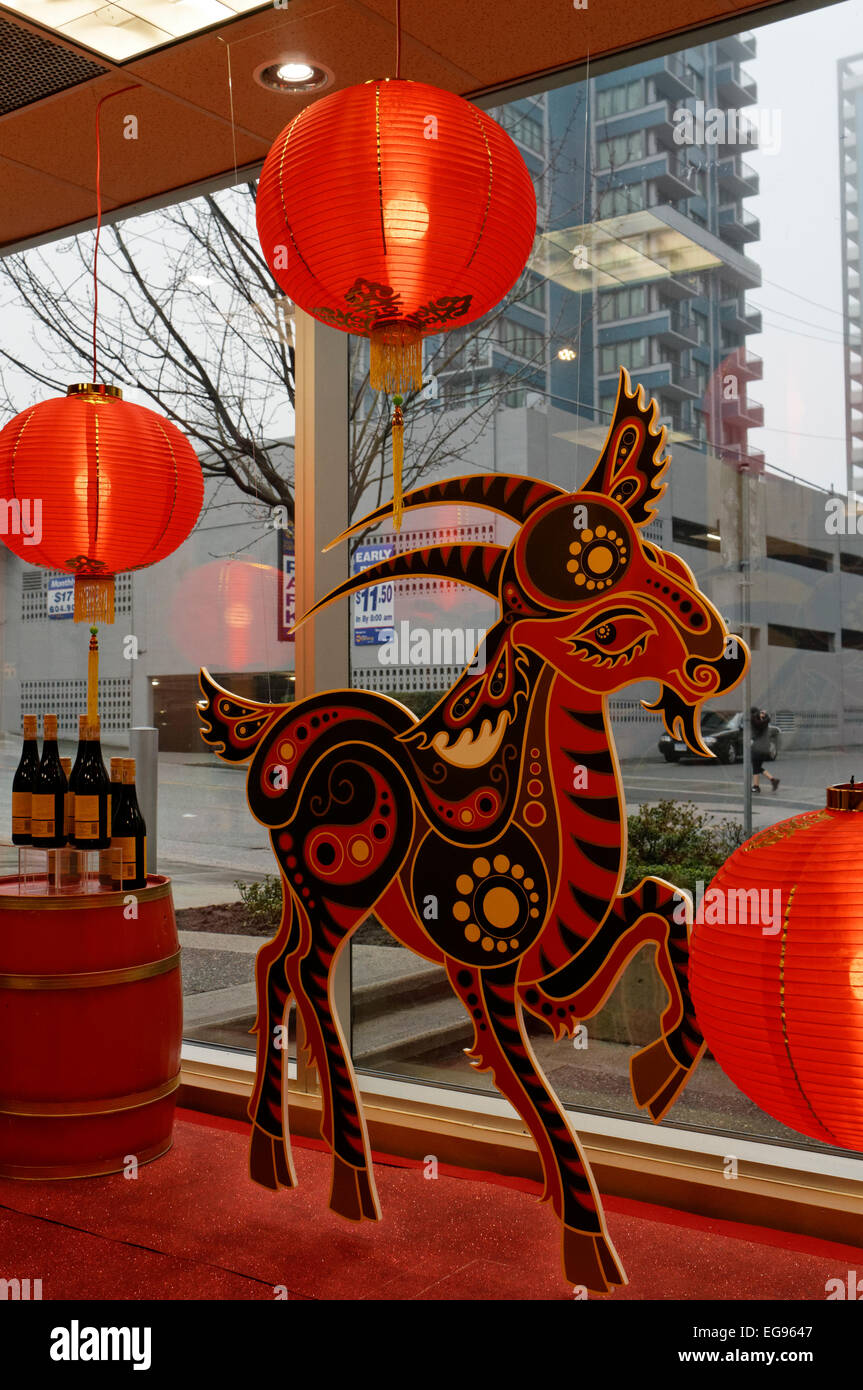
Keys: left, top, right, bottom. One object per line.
{"left": 329, "top": 1153, "right": 380, "bottom": 1223}
{"left": 630, "top": 1037, "right": 691, "bottom": 1119}
{"left": 562, "top": 1226, "right": 627, "bottom": 1293}
{"left": 249, "top": 1125, "right": 295, "bottom": 1190}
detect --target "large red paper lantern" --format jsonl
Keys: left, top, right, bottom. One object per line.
{"left": 690, "top": 782, "right": 863, "bottom": 1151}
{"left": 0, "top": 383, "right": 204, "bottom": 622}
{"left": 257, "top": 79, "right": 536, "bottom": 375}
{"left": 256, "top": 78, "right": 536, "bottom": 525}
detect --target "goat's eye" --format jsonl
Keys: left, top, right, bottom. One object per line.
{"left": 569, "top": 610, "right": 656, "bottom": 666}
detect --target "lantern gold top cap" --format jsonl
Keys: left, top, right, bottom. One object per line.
{"left": 66, "top": 383, "right": 123, "bottom": 400}
{"left": 826, "top": 782, "right": 863, "bottom": 810}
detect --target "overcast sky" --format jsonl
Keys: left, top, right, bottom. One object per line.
{"left": 747, "top": 0, "right": 861, "bottom": 493}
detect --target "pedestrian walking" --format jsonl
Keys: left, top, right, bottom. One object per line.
{"left": 750, "top": 706, "right": 779, "bottom": 793}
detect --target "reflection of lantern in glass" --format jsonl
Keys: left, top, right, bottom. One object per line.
{"left": 171, "top": 559, "right": 286, "bottom": 671}
{"left": 691, "top": 783, "right": 863, "bottom": 1152}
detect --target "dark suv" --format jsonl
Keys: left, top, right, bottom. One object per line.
{"left": 658, "top": 709, "right": 781, "bottom": 765}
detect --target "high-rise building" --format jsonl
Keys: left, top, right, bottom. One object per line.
{"left": 839, "top": 52, "right": 863, "bottom": 495}
{"left": 434, "top": 36, "right": 765, "bottom": 472}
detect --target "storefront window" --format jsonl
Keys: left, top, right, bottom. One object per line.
{"left": 0, "top": 0, "right": 861, "bottom": 1165}
{"left": 345, "top": 1, "right": 863, "bottom": 1159}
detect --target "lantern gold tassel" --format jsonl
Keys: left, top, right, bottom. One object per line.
{"left": 392, "top": 396, "right": 405, "bottom": 533}
{"left": 87, "top": 627, "right": 99, "bottom": 725}
{"left": 370, "top": 322, "right": 422, "bottom": 394}
{"left": 74, "top": 575, "right": 115, "bottom": 625}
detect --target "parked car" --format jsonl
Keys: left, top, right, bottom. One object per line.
{"left": 658, "top": 709, "right": 781, "bottom": 765}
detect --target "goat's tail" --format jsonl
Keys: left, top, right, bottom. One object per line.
{"left": 197, "top": 667, "right": 288, "bottom": 764}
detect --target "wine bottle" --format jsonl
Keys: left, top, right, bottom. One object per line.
{"left": 30, "top": 714, "right": 68, "bottom": 849}
{"left": 60, "top": 757, "right": 73, "bottom": 840}
{"left": 72, "top": 716, "right": 111, "bottom": 851}
{"left": 111, "top": 758, "right": 147, "bottom": 890}
{"left": 12, "top": 715, "right": 40, "bottom": 846}
{"left": 69, "top": 714, "right": 88, "bottom": 789}
{"left": 100, "top": 757, "right": 126, "bottom": 886}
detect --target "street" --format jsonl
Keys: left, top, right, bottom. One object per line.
{"left": 0, "top": 738, "right": 852, "bottom": 904}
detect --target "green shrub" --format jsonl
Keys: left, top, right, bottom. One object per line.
{"left": 235, "top": 875, "right": 283, "bottom": 933}
{"left": 623, "top": 800, "right": 744, "bottom": 897}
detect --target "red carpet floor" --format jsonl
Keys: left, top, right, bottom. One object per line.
{"left": 0, "top": 1108, "right": 860, "bottom": 1300}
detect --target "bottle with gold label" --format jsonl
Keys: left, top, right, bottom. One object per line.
{"left": 72, "top": 716, "right": 111, "bottom": 851}
{"left": 111, "top": 758, "right": 147, "bottom": 890}
{"left": 12, "top": 715, "right": 40, "bottom": 846}
{"left": 60, "top": 758, "right": 73, "bottom": 840}
{"left": 30, "top": 714, "right": 68, "bottom": 850}
{"left": 99, "top": 758, "right": 126, "bottom": 886}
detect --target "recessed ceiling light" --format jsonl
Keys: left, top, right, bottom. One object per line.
{"left": 254, "top": 59, "right": 332, "bottom": 94}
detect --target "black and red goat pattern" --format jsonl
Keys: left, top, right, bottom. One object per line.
{"left": 197, "top": 367, "right": 749, "bottom": 1293}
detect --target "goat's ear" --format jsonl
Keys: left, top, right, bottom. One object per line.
{"left": 579, "top": 367, "right": 668, "bottom": 526}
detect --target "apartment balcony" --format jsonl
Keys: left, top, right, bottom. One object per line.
{"left": 848, "top": 240, "right": 861, "bottom": 265}
{"left": 653, "top": 53, "right": 695, "bottom": 101}
{"left": 656, "top": 310, "right": 699, "bottom": 349}
{"left": 852, "top": 443, "right": 863, "bottom": 470}
{"left": 722, "top": 394, "right": 764, "bottom": 427}
{"left": 720, "top": 301, "right": 762, "bottom": 335}
{"left": 718, "top": 204, "right": 761, "bottom": 246}
{"left": 654, "top": 274, "right": 695, "bottom": 301}
{"left": 717, "top": 155, "right": 759, "bottom": 199}
{"left": 653, "top": 369, "right": 700, "bottom": 401}
{"left": 715, "top": 63, "right": 758, "bottom": 109}
{"left": 736, "top": 348, "right": 763, "bottom": 381}
{"left": 649, "top": 150, "right": 696, "bottom": 200}
{"left": 717, "top": 31, "right": 757, "bottom": 63}
{"left": 717, "top": 113, "right": 759, "bottom": 152}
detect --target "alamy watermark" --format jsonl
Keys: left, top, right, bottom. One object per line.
{"left": 378, "top": 621, "right": 488, "bottom": 673}
{"left": 673, "top": 880, "right": 782, "bottom": 935}
{"left": 673, "top": 101, "right": 781, "bottom": 156}
{"left": 0, "top": 497, "right": 41, "bottom": 545}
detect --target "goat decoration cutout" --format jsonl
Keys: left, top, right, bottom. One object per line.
{"left": 198, "top": 368, "right": 748, "bottom": 1293}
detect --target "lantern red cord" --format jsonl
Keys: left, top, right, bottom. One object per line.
{"left": 690, "top": 783, "right": 863, "bottom": 1152}
{"left": 0, "top": 384, "right": 204, "bottom": 622}
{"left": 256, "top": 78, "right": 537, "bottom": 389}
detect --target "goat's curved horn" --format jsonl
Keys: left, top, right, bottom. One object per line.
{"left": 292, "top": 543, "right": 508, "bottom": 633}
{"left": 323, "top": 475, "right": 564, "bottom": 552}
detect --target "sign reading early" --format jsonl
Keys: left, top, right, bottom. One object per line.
{"left": 352, "top": 545, "right": 395, "bottom": 645}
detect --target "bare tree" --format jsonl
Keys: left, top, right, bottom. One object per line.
{"left": 0, "top": 94, "right": 604, "bottom": 527}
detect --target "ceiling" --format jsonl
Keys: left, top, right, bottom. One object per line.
{"left": 0, "top": 0, "right": 792, "bottom": 250}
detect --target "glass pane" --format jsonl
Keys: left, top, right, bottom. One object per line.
{"left": 346, "top": 3, "right": 863, "bottom": 1161}
{"left": 0, "top": 180, "right": 296, "bottom": 1058}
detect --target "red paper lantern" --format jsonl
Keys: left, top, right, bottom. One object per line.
{"left": 690, "top": 782, "right": 863, "bottom": 1151}
{"left": 256, "top": 79, "right": 536, "bottom": 525}
{"left": 0, "top": 383, "right": 204, "bottom": 622}
{"left": 257, "top": 79, "right": 536, "bottom": 375}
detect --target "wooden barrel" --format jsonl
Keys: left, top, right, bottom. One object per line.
{"left": 0, "top": 874, "right": 182, "bottom": 1179}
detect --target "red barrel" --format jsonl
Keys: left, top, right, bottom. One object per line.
{"left": 0, "top": 874, "right": 182, "bottom": 1179}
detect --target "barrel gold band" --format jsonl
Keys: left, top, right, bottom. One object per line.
{"left": 0, "top": 1138, "right": 173, "bottom": 1181}
{"left": 0, "top": 876, "right": 172, "bottom": 911}
{"left": 0, "top": 1072, "right": 180, "bottom": 1117}
{"left": 0, "top": 948, "right": 181, "bottom": 990}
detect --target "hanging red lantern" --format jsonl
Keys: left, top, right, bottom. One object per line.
{"left": 256, "top": 77, "right": 537, "bottom": 525}
{"left": 0, "top": 383, "right": 204, "bottom": 624}
{"left": 690, "top": 782, "right": 863, "bottom": 1151}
